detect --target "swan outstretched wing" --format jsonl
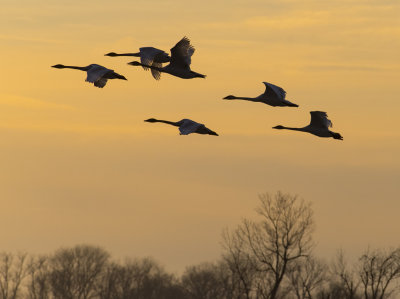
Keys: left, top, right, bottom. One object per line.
{"left": 139, "top": 47, "right": 169, "bottom": 70}
{"left": 94, "top": 77, "right": 108, "bottom": 88}
{"left": 170, "top": 37, "right": 195, "bottom": 70}
{"left": 263, "top": 82, "right": 286, "bottom": 99}
{"left": 151, "top": 62, "right": 162, "bottom": 80}
{"left": 86, "top": 64, "right": 111, "bottom": 83}
{"left": 178, "top": 119, "right": 202, "bottom": 135}
{"left": 309, "top": 111, "right": 332, "bottom": 128}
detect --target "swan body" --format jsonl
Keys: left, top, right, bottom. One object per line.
{"left": 128, "top": 37, "right": 205, "bottom": 80}
{"left": 223, "top": 82, "right": 298, "bottom": 107}
{"left": 273, "top": 111, "right": 343, "bottom": 140}
{"left": 105, "top": 47, "right": 170, "bottom": 80}
{"left": 145, "top": 118, "right": 218, "bottom": 136}
{"left": 51, "top": 63, "right": 127, "bottom": 88}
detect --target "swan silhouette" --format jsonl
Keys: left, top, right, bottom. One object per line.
{"left": 51, "top": 64, "right": 127, "bottom": 88}
{"left": 128, "top": 37, "right": 205, "bottom": 80}
{"left": 105, "top": 47, "right": 170, "bottom": 80}
{"left": 145, "top": 118, "right": 218, "bottom": 136}
{"left": 224, "top": 82, "right": 298, "bottom": 107}
{"left": 273, "top": 111, "right": 343, "bottom": 140}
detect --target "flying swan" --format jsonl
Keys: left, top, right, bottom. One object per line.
{"left": 128, "top": 37, "right": 205, "bottom": 80}
{"left": 223, "top": 82, "right": 298, "bottom": 107}
{"left": 144, "top": 118, "right": 218, "bottom": 136}
{"left": 51, "top": 64, "right": 127, "bottom": 88}
{"left": 105, "top": 47, "right": 170, "bottom": 80}
{"left": 273, "top": 111, "right": 343, "bottom": 140}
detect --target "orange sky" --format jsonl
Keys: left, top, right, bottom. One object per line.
{"left": 1, "top": 0, "right": 399, "bottom": 272}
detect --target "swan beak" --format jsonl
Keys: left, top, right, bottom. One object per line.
{"left": 51, "top": 64, "right": 63, "bottom": 69}
{"left": 128, "top": 61, "right": 141, "bottom": 66}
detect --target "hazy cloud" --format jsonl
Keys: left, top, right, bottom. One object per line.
{"left": 301, "top": 64, "right": 387, "bottom": 72}
{"left": 0, "top": 94, "right": 74, "bottom": 110}
{"left": 0, "top": 34, "right": 64, "bottom": 44}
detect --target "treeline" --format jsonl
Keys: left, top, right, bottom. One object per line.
{"left": 2, "top": 192, "right": 400, "bottom": 299}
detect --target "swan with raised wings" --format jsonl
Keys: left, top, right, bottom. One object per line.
{"left": 223, "top": 82, "right": 298, "bottom": 107}
{"left": 145, "top": 118, "right": 218, "bottom": 136}
{"left": 51, "top": 64, "right": 127, "bottom": 88}
{"left": 105, "top": 47, "right": 170, "bottom": 80}
{"left": 128, "top": 37, "right": 205, "bottom": 79}
{"left": 273, "top": 111, "right": 343, "bottom": 140}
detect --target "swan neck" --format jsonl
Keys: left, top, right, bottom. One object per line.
{"left": 135, "top": 62, "right": 162, "bottom": 71}
{"left": 232, "top": 96, "right": 257, "bottom": 101}
{"left": 281, "top": 126, "right": 304, "bottom": 131}
{"left": 61, "top": 65, "right": 88, "bottom": 71}
{"left": 153, "top": 119, "right": 179, "bottom": 126}
{"left": 115, "top": 52, "right": 141, "bottom": 57}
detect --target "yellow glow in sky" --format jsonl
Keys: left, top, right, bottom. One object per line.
{"left": 0, "top": 0, "right": 399, "bottom": 272}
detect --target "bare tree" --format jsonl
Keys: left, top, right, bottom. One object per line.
{"left": 222, "top": 228, "right": 257, "bottom": 299}
{"left": 181, "top": 261, "right": 236, "bottom": 299}
{"left": 0, "top": 252, "right": 29, "bottom": 299}
{"left": 96, "top": 262, "right": 120, "bottom": 299}
{"left": 327, "top": 250, "right": 360, "bottom": 299}
{"left": 223, "top": 192, "right": 315, "bottom": 299}
{"left": 216, "top": 259, "right": 248, "bottom": 299}
{"left": 97, "top": 257, "right": 183, "bottom": 299}
{"left": 287, "top": 255, "right": 327, "bottom": 299}
{"left": 358, "top": 247, "right": 400, "bottom": 299}
{"left": 48, "top": 244, "right": 109, "bottom": 299}
{"left": 26, "top": 255, "right": 50, "bottom": 299}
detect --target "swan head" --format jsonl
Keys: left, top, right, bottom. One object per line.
{"left": 105, "top": 52, "right": 117, "bottom": 56}
{"left": 209, "top": 131, "right": 219, "bottom": 136}
{"left": 223, "top": 95, "right": 236, "bottom": 100}
{"left": 331, "top": 132, "right": 343, "bottom": 140}
{"left": 128, "top": 61, "right": 141, "bottom": 66}
{"left": 194, "top": 73, "right": 206, "bottom": 79}
{"left": 189, "top": 71, "right": 206, "bottom": 78}
{"left": 159, "top": 53, "right": 171, "bottom": 63}
{"left": 51, "top": 64, "right": 66, "bottom": 69}
{"left": 144, "top": 118, "right": 158, "bottom": 123}
{"left": 273, "top": 125, "right": 285, "bottom": 130}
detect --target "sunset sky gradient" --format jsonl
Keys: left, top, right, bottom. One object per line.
{"left": 1, "top": 0, "right": 399, "bottom": 272}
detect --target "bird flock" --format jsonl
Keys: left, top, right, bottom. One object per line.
{"left": 51, "top": 36, "right": 343, "bottom": 140}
